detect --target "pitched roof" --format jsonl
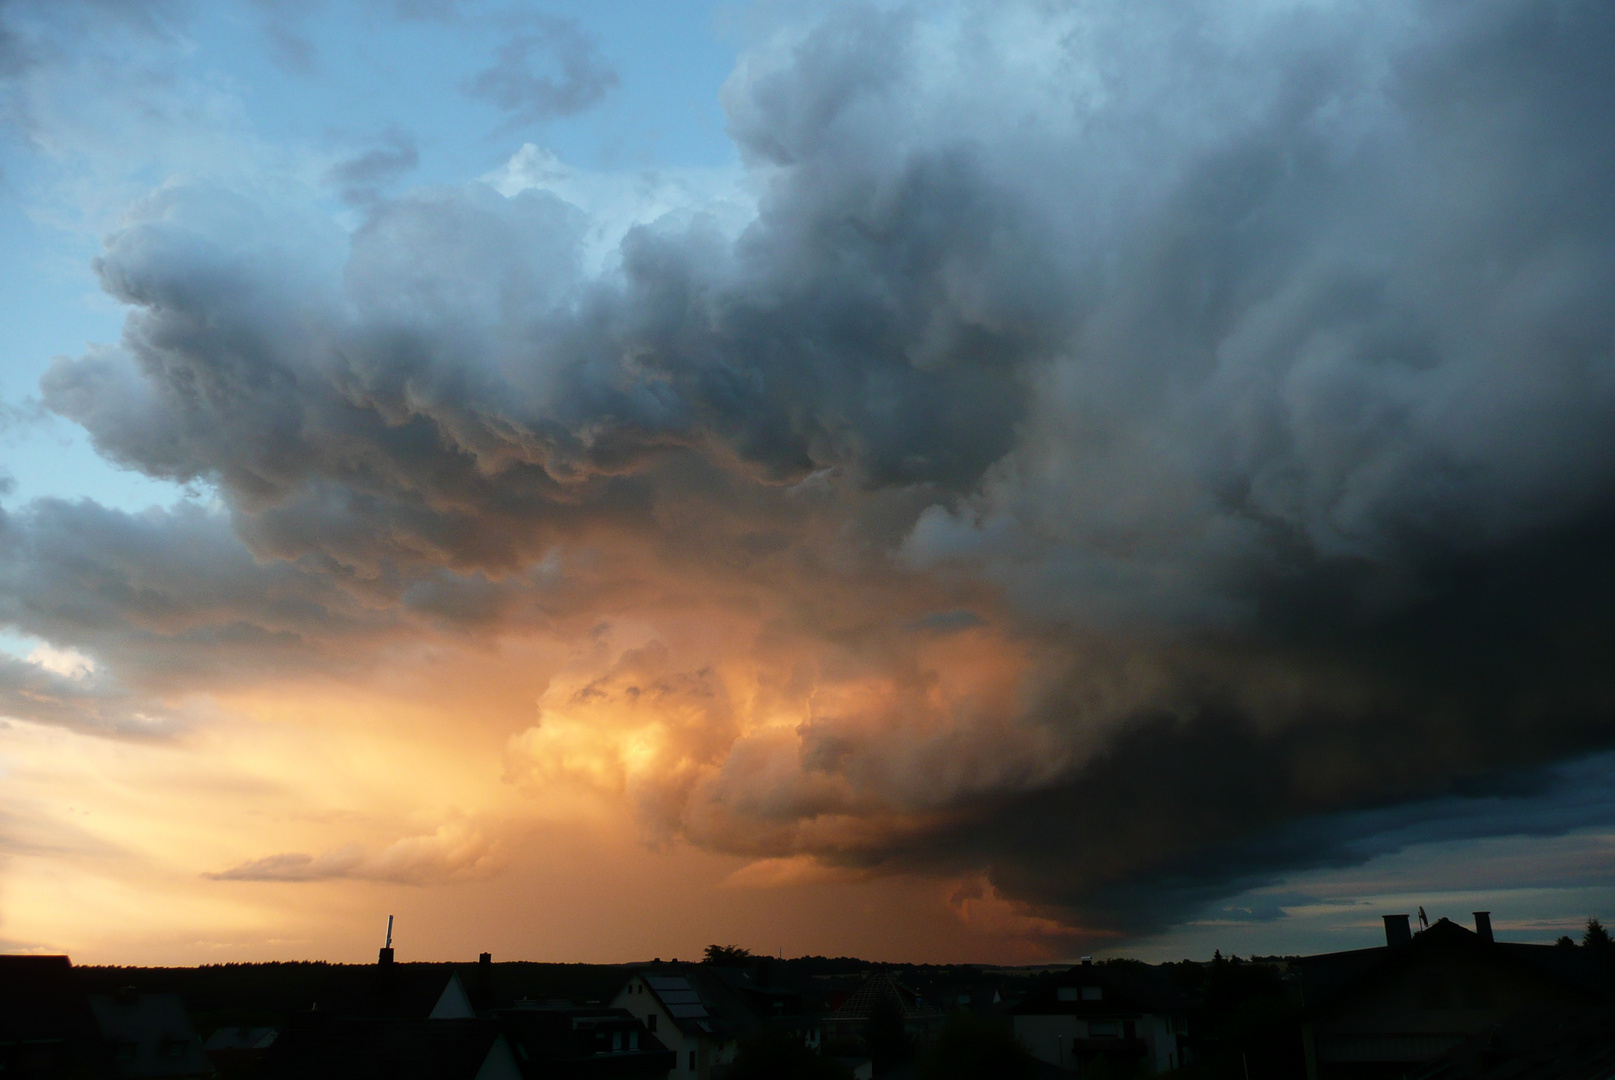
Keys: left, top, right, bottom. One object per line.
{"left": 639, "top": 972, "right": 733, "bottom": 1039}
{"left": 628, "top": 964, "right": 823, "bottom": 1043}
{"left": 0, "top": 954, "right": 73, "bottom": 989}
{"left": 0, "top": 954, "right": 90, "bottom": 1041}
{"left": 309, "top": 965, "right": 472, "bottom": 1020}
{"left": 827, "top": 972, "right": 943, "bottom": 1024}
{"left": 1299, "top": 917, "right": 1612, "bottom": 1015}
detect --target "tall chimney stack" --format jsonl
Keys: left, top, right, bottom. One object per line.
{"left": 1474, "top": 911, "right": 1494, "bottom": 944}
{"left": 1383, "top": 914, "right": 1412, "bottom": 947}
{"left": 379, "top": 915, "right": 395, "bottom": 965}
{"left": 478, "top": 952, "right": 492, "bottom": 1006}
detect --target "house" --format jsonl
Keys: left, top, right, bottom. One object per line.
{"left": 258, "top": 1015, "right": 522, "bottom": 1080}
{"left": 87, "top": 988, "right": 214, "bottom": 1079}
{"left": 1010, "top": 961, "right": 1189, "bottom": 1075}
{"left": 256, "top": 948, "right": 518, "bottom": 1080}
{"left": 612, "top": 969, "right": 740, "bottom": 1080}
{"left": 1298, "top": 912, "right": 1612, "bottom": 1079}
{"left": 822, "top": 971, "right": 945, "bottom": 1055}
{"left": 613, "top": 963, "right": 826, "bottom": 1080}
{"left": 312, "top": 963, "right": 479, "bottom": 1020}
{"left": 495, "top": 1002, "right": 674, "bottom": 1078}
{"left": 0, "top": 954, "right": 105, "bottom": 1078}
{"left": 2, "top": 954, "right": 214, "bottom": 1079}
{"left": 699, "top": 963, "right": 822, "bottom": 1052}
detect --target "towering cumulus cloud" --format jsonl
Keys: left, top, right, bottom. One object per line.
{"left": 12, "top": 0, "right": 1615, "bottom": 940}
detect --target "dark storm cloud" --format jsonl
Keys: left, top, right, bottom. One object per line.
{"left": 17, "top": 0, "right": 1615, "bottom": 936}
{"left": 465, "top": 15, "right": 619, "bottom": 127}
{"left": 0, "top": 498, "right": 396, "bottom": 691}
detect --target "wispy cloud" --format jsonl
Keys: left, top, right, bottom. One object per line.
{"left": 465, "top": 15, "right": 618, "bottom": 129}
{"left": 207, "top": 822, "right": 508, "bottom": 884}
{"left": 323, "top": 127, "right": 418, "bottom": 205}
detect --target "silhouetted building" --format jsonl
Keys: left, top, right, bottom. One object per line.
{"left": 87, "top": 989, "right": 212, "bottom": 1078}
{"left": 823, "top": 971, "right": 944, "bottom": 1047}
{"left": 0, "top": 954, "right": 104, "bottom": 1078}
{"left": 259, "top": 1015, "right": 520, "bottom": 1080}
{"left": 311, "top": 963, "right": 478, "bottom": 1020}
{"left": 1299, "top": 912, "right": 1612, "bottom": 1079}
{"left": 1011, "top": 961, "right": 1189, "bottom": 1074}
{"left": 256, "top": 950, "right": 511, "bottom": 1079}
{"left": 613, "top": 963, "right": 823, "bottom": 1080}
{"left": 496, "top": 1002, "right": 674, "bottom": 1079}
{"left": 613, "top": 970, "right": 738, "bottom": 1080}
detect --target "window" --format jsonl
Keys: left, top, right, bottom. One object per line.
{"left": 1089, "top": 1020, "right": 1120, "bottom": 1038}
{"left": 612, "top": 1032, "right": 622, "bottom": 1052}
{"left": 1057, "top": 987, "right": 1078, "bottom": 1002}
{"left": 1081, "top": 987, "right": 1103, "bottom": 1001}
{"left": 630, "top": 1030, "right": 639, "bottom": 1050}
{"left": 689, "top": 1049, "right": 697, "bottom": 1071}
{"left": 647, "top": 1013, "right": 657, "bottom": 1032}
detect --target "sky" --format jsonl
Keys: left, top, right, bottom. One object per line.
{"left": 1, "top": 0, "right": 1614, "bottom": 967}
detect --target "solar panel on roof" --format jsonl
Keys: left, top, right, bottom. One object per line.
{"left": 658, "top": 990, "right": 702, "bottom": 1005}
{"left": 645, "top": 976, "right": 692, "bottom": 991}
{"left": 669, "top": 1003, "right": 710, "bottom": 1019}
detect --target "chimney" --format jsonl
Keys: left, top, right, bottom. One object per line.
{"left": 379, "top": 915, "right": 395, "bottom": 965}
{"left": 1474, "top": 911, "right": 1494, "bottom": 944}
{"left": 1383, "top": 914, "right": 1412, "bottom": 947}
{"left": 1080, "top": 956, "right": 1092, "bottom": 966}
{"left": 478, "top": 952, "right": 492, "bottom": 1005}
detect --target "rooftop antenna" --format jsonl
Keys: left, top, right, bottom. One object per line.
{"left": 379, "top": 915, "right": 395, "bottom": 965}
